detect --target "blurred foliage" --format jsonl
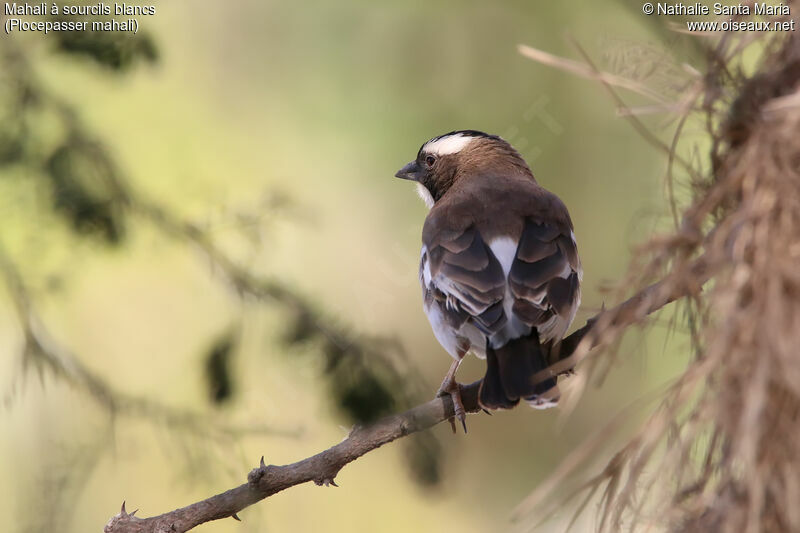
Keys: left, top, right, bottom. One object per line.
{"left": 336, "top": 369, "right": 395, "bottom": 423}
{"left": 404, "top": 430, "right": 444, "bottom": 487}
{"left": 0, "top": 30, "right": 132, "bottom": 244}
{"left": 1, "top": 6, "right": 429, "bottom": 419}
{"left": 1, "top": 0, "right": 443, "bottom": 502}
{"left": 204, "top": 327, "right": 237, "bottom": 405}
{"left": 0, "top": 120, "right": 25, "bottom": 166}
{"left": 285, "top": 310, "right": 399, "bottom": 424}
{"left": 284, "top": 307, "right": 444, "bottom": 486}
{"left": 45, "top": 139, "right": 126, "bottom": 243}
{"left": 53, "top": 21, "right": 158, "bottom": 70}
{"left": 0, "top": 1, "right": 700, "bottom": 531}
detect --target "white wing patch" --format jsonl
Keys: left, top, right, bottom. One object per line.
{"left": 420, "top": 246, "right": 432, "bottom": 285}
{"left": 571, "top": 230, "right": 584, "bottom": 283}
{"left": 488, "top": 237, "right": 529, "bottom": 348}
{"left": 423, "top": 133, "right": 476, "bottom": 156}
{"left": 488, "top": 237, "right": 517, "bottom": 277}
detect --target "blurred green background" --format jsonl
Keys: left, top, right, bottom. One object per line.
{"left": 0, "top": 1, "right": 695, "bottom": 531}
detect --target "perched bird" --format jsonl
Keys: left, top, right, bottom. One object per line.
{"left": 395, "top": 130, "right": 581, "bottom": 430}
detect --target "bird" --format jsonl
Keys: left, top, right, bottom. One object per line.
{"left": 394, "top": 130, "right": 581, "bottom": 431}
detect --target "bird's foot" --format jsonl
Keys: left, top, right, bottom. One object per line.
{"left": 437, "top": 377, "right": 467, "bottom": 434}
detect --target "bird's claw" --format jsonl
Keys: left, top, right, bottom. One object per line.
{"left": 437, "top": 380, "right": 467, "bottom": 434}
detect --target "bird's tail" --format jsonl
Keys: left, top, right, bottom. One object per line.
{"left": 478, "top": 333, "right": 560, "bottom": 410}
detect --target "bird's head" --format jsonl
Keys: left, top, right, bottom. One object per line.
{"left": 394, "top": 130, "right": 533, "bottom": 209}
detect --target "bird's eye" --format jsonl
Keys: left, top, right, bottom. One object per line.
{"left": 425, "top": 155, "right": 436, "bottom": 168}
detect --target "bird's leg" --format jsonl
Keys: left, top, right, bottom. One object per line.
{"left": 436, "top": 354, "right": 467, "bottom": 433}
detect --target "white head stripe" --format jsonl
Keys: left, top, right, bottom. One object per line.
{"left": 423, "top": 133, "right": 476, "bottom": 156}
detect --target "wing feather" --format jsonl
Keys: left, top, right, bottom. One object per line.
{"left": 420, "top": 212, "right": 581, "bottom": 356}
{"left": 508, "top": 219, "right": 581, "bottom": 343}
{"left": 423, "top": 226, "right": 507, "bottom": 339}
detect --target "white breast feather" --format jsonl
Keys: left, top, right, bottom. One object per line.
{"left": 416, "top": 183, "right": 435, "bottom": 209}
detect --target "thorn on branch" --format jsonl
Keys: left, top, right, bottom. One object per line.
{"left": 104, "top": 500, "right": 143, "bottom": 532}
{"left": 248, "top": 456, "right": 271, "bottom": 485}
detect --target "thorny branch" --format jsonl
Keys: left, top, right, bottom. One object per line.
{"left": 104, "top": 253, "right": 713, "bottom": 533}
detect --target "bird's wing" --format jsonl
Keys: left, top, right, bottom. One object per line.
{"left": 420, "top": 225, "right": 508, "bottom": 339}
{"left": 508, "top": 219, "right": 581, "bottom": 344}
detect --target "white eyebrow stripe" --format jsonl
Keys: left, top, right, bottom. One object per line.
{"left": 423, "top": 133, "right": 475, "bottom": 156}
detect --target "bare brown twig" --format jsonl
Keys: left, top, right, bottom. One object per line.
{"left": 103, "top": 253, "right": 712, "bottom": 533}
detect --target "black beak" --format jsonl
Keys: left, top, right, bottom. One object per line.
{"left": 394, "top": 160, "right": 422, "bottom": 181}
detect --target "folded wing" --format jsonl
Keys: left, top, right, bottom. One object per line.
{"left": 422, "top": 219, "right": 580, "bottom": 347}
{"left": 421, "top": 226, "right": 507, "bottom": 343}
{"left": 508, "top": 219, "right": 581, "bottom": 345}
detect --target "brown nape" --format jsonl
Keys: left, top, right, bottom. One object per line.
{"left": 425, "top": 137, "right": 535, "bottom": 202}
{"left": 455, "top": 137, "right": 534, "bottom": 182}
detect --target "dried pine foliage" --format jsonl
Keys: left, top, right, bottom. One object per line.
{"left": 517, "top": 7, "right": 800, "bottom": 533}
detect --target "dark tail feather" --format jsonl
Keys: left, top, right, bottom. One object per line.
{"left": 479, "top": 346, "right": 519, "bottom": 409}
{"left": 478, "top": 333, "right": 559, "bottom": 410}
